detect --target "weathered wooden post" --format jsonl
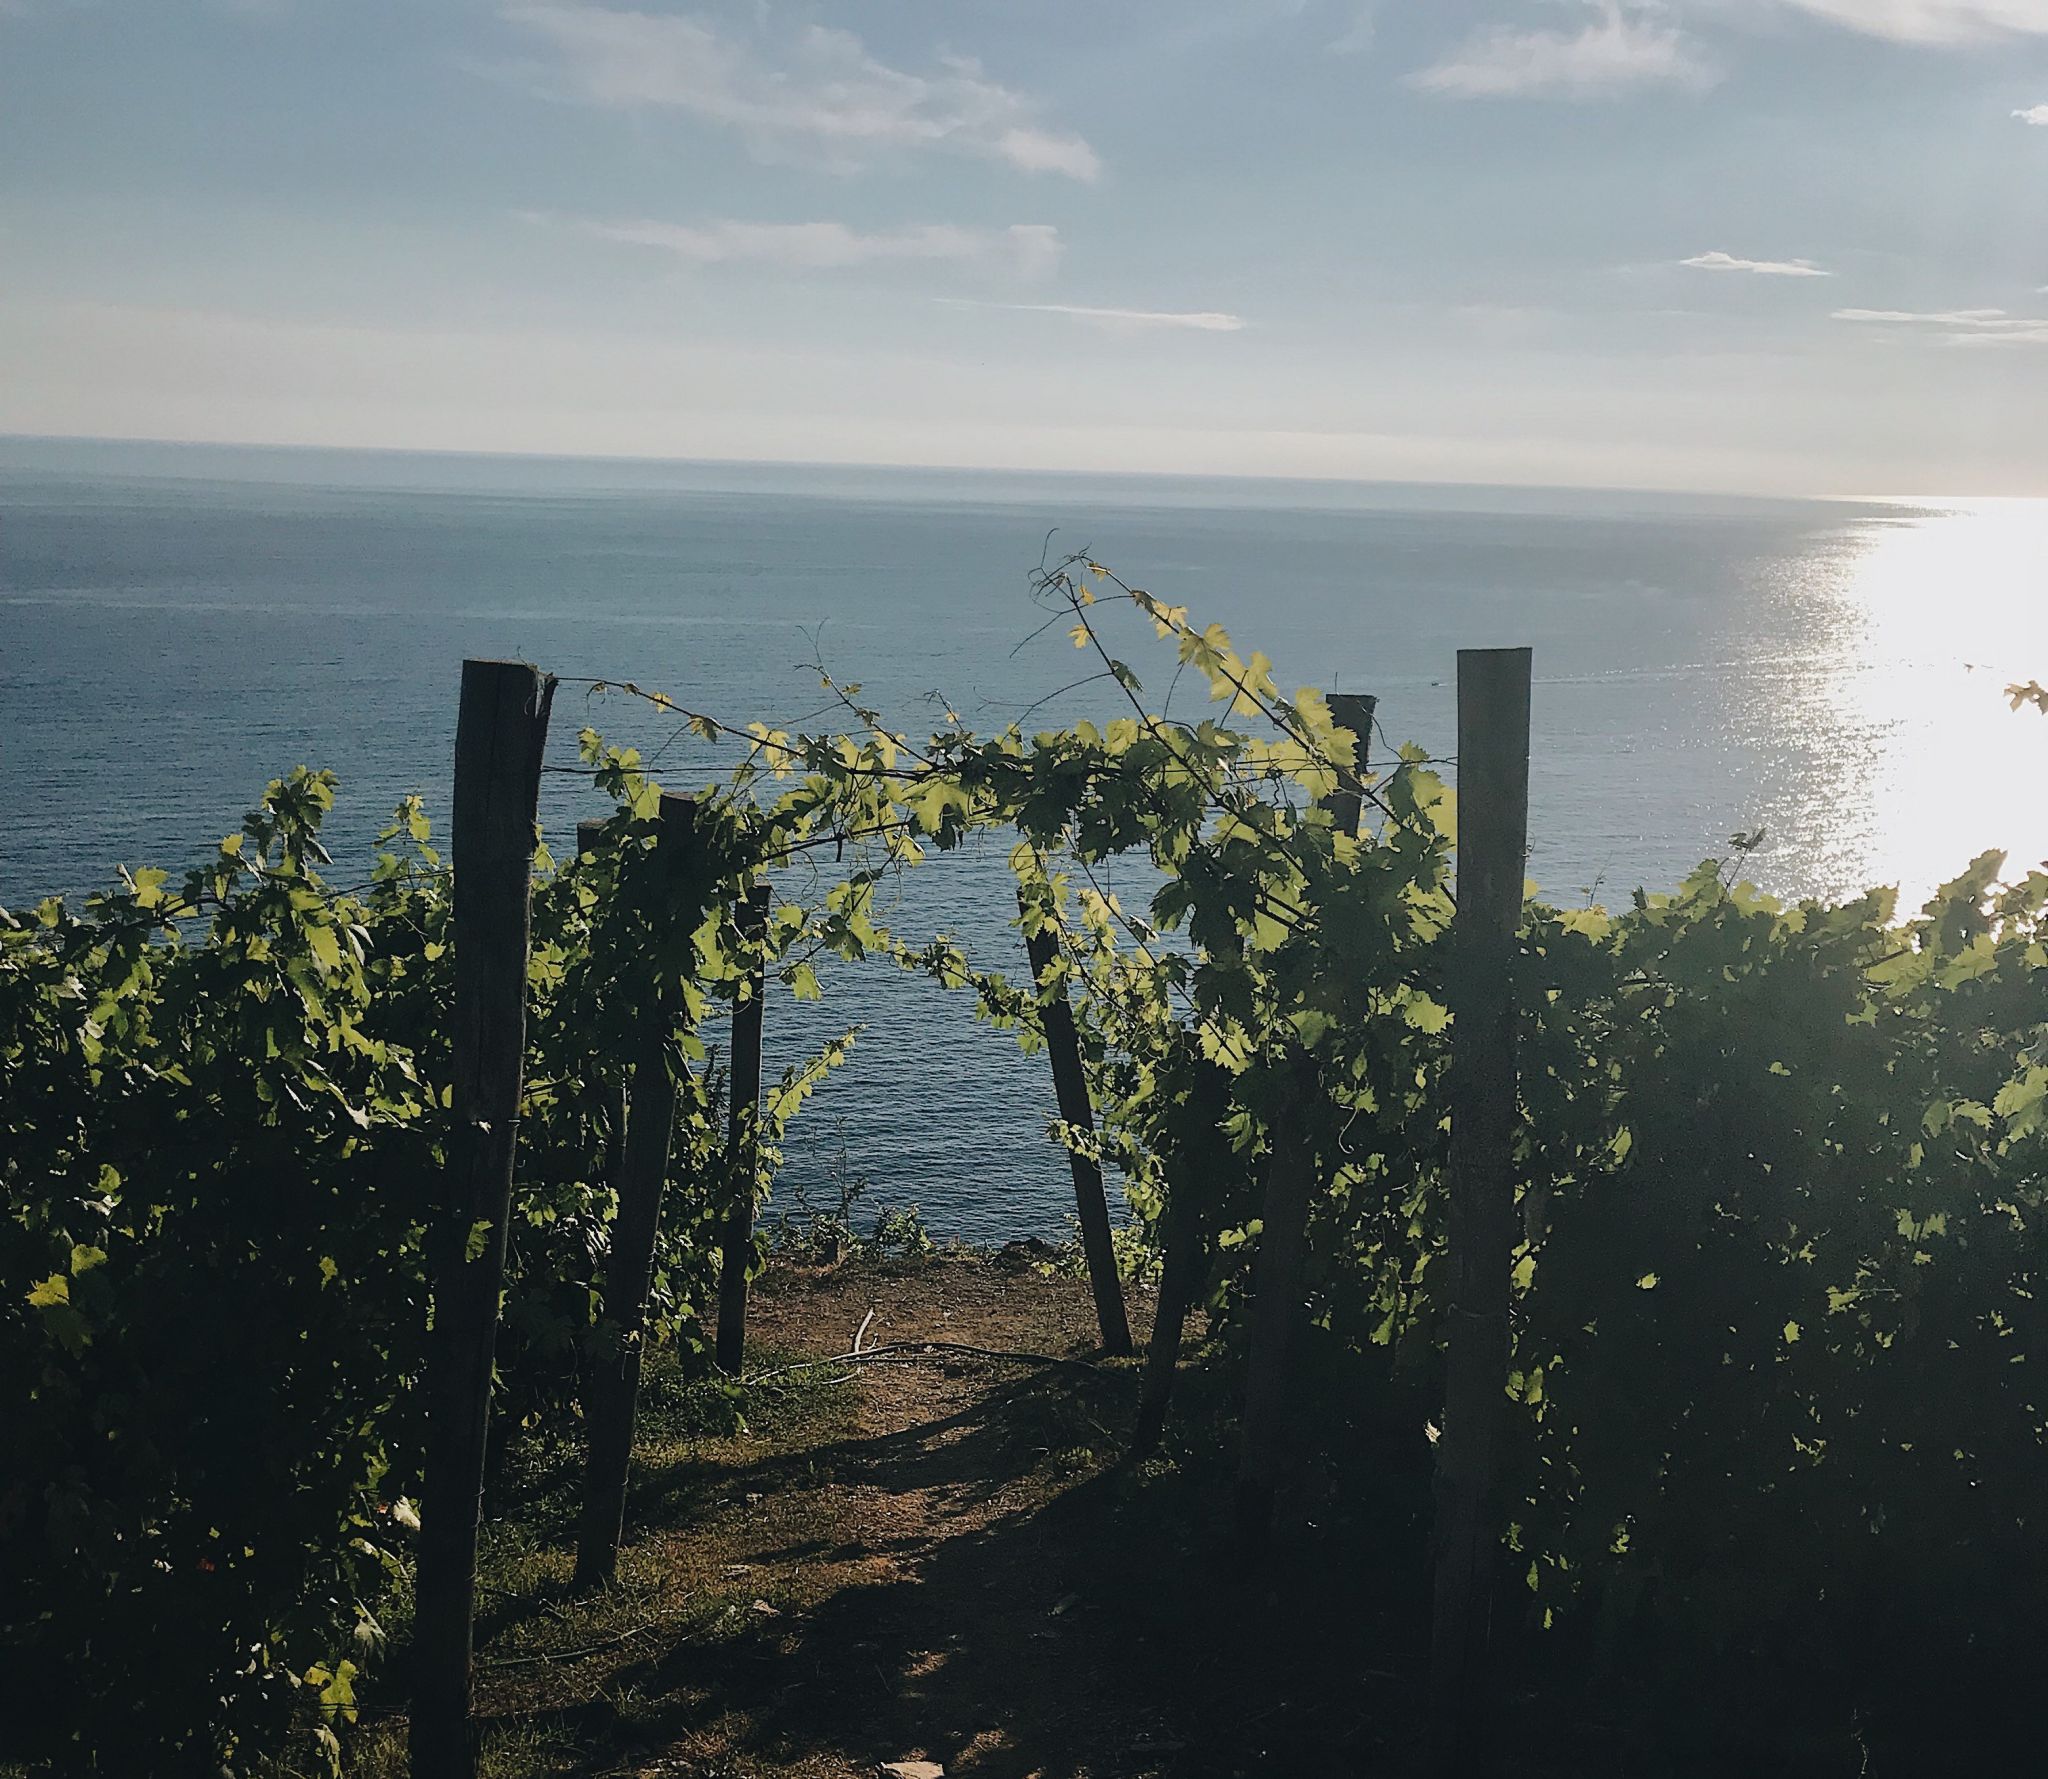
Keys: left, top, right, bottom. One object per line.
{"left": 1022, "top": 896, "right": 1134, "bottom": 1357}
{"left": 575, "top": 793, "right": 697, "bottom": 1590}
{"left": 715, "top": 883, "right": 770, "bottom": 1374}
{"left": 1132, "top": 1055, "right": 1233, "bottom": 1458}
{"left": 1427, "top": 647, "right": 1533, "bottom": 1775}
{"left": 412, "top": 660, "right": 554, "bottom": 1779}
{"left": 1231, "top": 692, "right": 1376, "bottom": 1552}
{"left": 1132, "top": 1184, "right": 1202, "bottom": 1458}
{"left": 1323, "top": 692, "right": 1378, "bottom": 836}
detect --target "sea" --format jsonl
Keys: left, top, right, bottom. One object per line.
{"left": 5, "top": 436, "right": 2047, "bottom": 1240}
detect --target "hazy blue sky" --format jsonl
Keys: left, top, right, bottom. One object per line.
{"left": 5, "top": 0, "right": 2048, "bottom": 492}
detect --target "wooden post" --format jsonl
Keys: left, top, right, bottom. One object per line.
{"left": 575, "top": 793, "right": 697, "bottom": 1590}
{"left": 1132, "top": 1191, "right": 1200, "bottom": 1458}
{"left": 1230, "top": 694, "right": 1376, "bottom": 1551}
{"left": 1134, "top": 1059, "right": 1233, "bottom": 1457}
{"left": 1324, "top": 692, "right": 1378, "bottom": 838}
{"left": 715, "top": 883, "right": 770, "bottom": 1374}
{"left": 575, "top": 817, "right": 607, "bottom": 859}
{"left": 412, "top": 660, "right": 554, "bottom": 1779}
{"left": 1231, "top": 1074, "right": 1317, "bottom": 1557}
{"left": 1023, "top": 899, "right": 1134, "bottom": 1357}
{"left": 1427, "top": 647, "right": 1533, "bottom": 1775}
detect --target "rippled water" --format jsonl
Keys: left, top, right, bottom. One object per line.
{"left": 5, "top": 438, "right": 2045, "bottom": 1237}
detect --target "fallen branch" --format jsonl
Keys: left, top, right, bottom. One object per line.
{"left": 744, "top": 1339, "right": 1114, "bottom": 1386}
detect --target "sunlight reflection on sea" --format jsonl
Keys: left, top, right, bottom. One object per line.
{"left": 1750, "top": 498, "right": 2048, "bottom": 911}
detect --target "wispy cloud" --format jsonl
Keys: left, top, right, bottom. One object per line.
{"left": 568, "top": 217, "right": 1064, "bottom": 277}
{"left": 501, "top": 6, "right": 1100, "bottom": 180}
{"left": 1410, "top": 2, "right": 1715, "bottom": 98}
{"left": 1833, "top": 305, "right": 2048, "bottom": 342}
{"left": 1680, "top": 250, "right": 1831, "bottom": 276}
{"left": 2015, "top": 103, "right": 2048, "bottom": 123}
{"left": 1773, "top": 1, "right": 2048, "bottom": 45}
{"left": 944, "top": 300, "right": 1248, "bottom": 332}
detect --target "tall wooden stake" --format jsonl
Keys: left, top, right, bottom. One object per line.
{"left": 1132, "top": 1186, "right": 1203, "bottom": 1459}
{"left": 1324, "top": 692, "right": 1378, "bottom": 836}
{"left": 575, "top": 793, "right": 697, "bottom": 1591}
{"left": 412, "top": 660, "right": 554, "bottom": 1779}
{"left": 1023, "top": 900, "right": 1134, "bottom": 1357}
{"left": 1133, "top": 1057, "right": 1231, "bottom": 1458}
{"left": 1231, "top": 1077, "right": 1316, "bottom": 1557}
{"left": 715, "top": 883, "right": 770, "bottom": 1374}
{"left": 1427, "top": 647, "right": 1533, "bottom": 1775}
{"left": 1231, "top": 692, "right": 1376, "bottom": 1553}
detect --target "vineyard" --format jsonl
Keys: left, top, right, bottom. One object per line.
{"left": 5, "top": 560, "right": 2048, "bottom": 1776}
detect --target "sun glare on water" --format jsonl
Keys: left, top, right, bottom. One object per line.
{"left": 1766, "top": 497, "right": 2048, "bottom": 912}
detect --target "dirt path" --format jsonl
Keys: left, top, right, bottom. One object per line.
{"left": 448, "top": 1256, "right": 1418, "bottom": 1779}
{"left": 619, "top": 1261, "right": 1166, "bottom": 1779}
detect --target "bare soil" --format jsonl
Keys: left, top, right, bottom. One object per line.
{"left": 410, "top": 1254, "right": 1426, "bottom": 1779}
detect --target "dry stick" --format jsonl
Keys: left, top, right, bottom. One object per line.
{"left": 575, "top": 792, "right": 698, "bottom": 1592}
{"left": 744, "top": 1339, "right": 1109, "bottom": 1386}
{"left": 1229, "top": 692, "right": 1376, "bottom": 1557}
{"left": 480, "top": 1622, "right": 662, "bottom": 1670}
{"left": 1021, "top": 897, "right": 1135, "bottom": 1357}
{"left": 716, "top": 883, "right": 771, "bottom": 1374}
{"left": 1426, "top": 648, "right": 1532, "bottom": 1777}
{"left": 412, "top": 659, "right": 555, "bottom": 1779}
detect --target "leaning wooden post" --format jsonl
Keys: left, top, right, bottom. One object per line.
{"left": 715, "top": 883, "right": 771, "bottom": 1374}
{"left": 412, "top": 660, "right": 554, "bottom": 1779}
{"left": 1133, "top": 1057, "right": 1232, "bottom": 1458}
{"left": 575, "top": 792, "right": 697, "bottom": 1590}
{"left": 1132, "top": 1186, "right": 1202, "bottom": 1458}
{"left": 1230, "top": 693, "right": 1376, "bottom": 1552}
{"left": 1023, "top": 897, "right": 1134, "bottom": 1357}
{"left": 1427, "top": 647, "right": 1533, "bottom": 1775}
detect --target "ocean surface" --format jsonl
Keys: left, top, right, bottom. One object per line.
{"left": 5, "top": 437, "right": 2047, "bottom": 1238}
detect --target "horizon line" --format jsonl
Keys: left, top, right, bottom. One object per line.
{"left": 0, "top": 428, "right": 1989, "bottom": 510}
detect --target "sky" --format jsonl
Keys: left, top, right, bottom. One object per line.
{"left": 4, "top": 0, "right": 2048, "bottom": 494}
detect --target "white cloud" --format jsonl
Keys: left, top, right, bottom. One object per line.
{"left": 1833, "top": 305, "right": 2048, "bottom": 342}
{"left": 1833, "top": 306, "right": 2012, "bottom": 322}
{"left": 502, "top": 6, "right": 1100, "bottom": 179}
{"left": 945, "top": 300, "right": 1248, "bottom": 332}
{"left": 1680, "top": 249, "right": 1831, "bottom": 275}
{"left": 574, "top": 217, "right": 1064, "bottom": 277}
{"left": 1411, "top": 2, "right": 1716, "bottom": 98}
{"left": 2015, "top": 103, "right": 2048, "bottom": 123}
{"left": 1770, "top": 1, "right": 2048, "bottom": 44}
